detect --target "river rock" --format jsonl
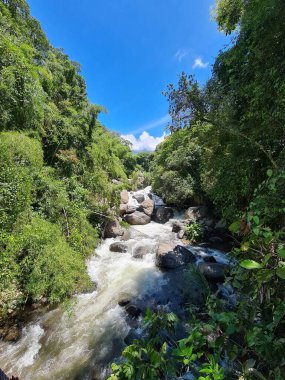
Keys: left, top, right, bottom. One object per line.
{"left": 120, "top": 189, "right": 129, "bottom": 204}
{"left": 198, "top": 262, "right": 229, "bottom": 282}
{"left": 124, "top": 211, "right": 150, "bottom": 225}
{"left": 137, "top": 198, "right": 154, "bottom": 217}
{"left": 202, "top": 255, "right": 217, "bottom": 263}
{"left": 119, "top": 204, "right": 128, "bottom": 216}
{"left": 125, "top": 205, "right": 137, "bottom": 214}
{"left": 3, "top": 326, "right": 20, "bottom": 342}
{"left": 132, "top": 193, "right": 145, "bottom": 203}
{"left": 125, "top": 304, "right": 142, "bottom": 318}
{"left": 178, "top": 230, "right": 185, "bottom": 239}
{"left": 184, "top": 206, "right": 208, "bottom": 221}
{"left": 110, "top": 242, "right": 128, "bottom": 253}
{"left": 172, "top": 220, "right": 184, "bottom": 233}
{"left": 120, "top": 228, "right": 131, "bottom": 241}
{"left": 103, "top": 219, "right": 124, "bottom": 238}
{"left": 153, "top": 207, "right": 174, "bottom": 224}
{"left": 155, "top": 244, "right": 195, "bottom": 269}
{"left": 132, "top": 244, "right": 149, "bottom": 258}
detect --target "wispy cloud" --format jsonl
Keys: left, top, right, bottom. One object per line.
{"left": 122, "top": 131, "right": 166, "bottom": 152}
{"left": 192, "top": 57, "right": 209, "bottom": 69}
{"left": 128, "top": 114, "right": 170, "bottom": 136}
{"left": 174, "top": 48, "right": 189, "bottom": 62}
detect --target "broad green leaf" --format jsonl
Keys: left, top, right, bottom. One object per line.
{"left": 263, "top": 253, "right": 271, "bottom": 265}
{"left": 240, "top": 260, "right": 262, "bottom": 269}
{"left": 267, "top": 169, "right": 273, "bottom": 177}
{"left": 252, "top": 216, "right": 260, "bottom": 225}
{"left": 253, "top": 227, "right": 260, "bottom": 235}
{"left": 276, "top": 266, "right": 285, "bottom": 279}
{"left": 277, "top": 248, "right": 285, "bottom": 259}
{"left": 229, "top": 220, "right": 240, "bottom": 234}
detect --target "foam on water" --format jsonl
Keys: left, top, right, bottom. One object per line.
{"left": 0, "top": 187, "right": 230, "bottom": 379}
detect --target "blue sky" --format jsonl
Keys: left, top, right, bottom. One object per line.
{"left": 28, "top": 0, "right": 229, "bottom": 150}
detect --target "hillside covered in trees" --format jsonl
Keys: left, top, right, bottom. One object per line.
{"left": 109, "top": 0, "right": 285, "bottom": 379}
{"left": 0, "top": 0, "right": 140, "bottom": 327}
{"left": 0, "top": 0, "right": 284, "bottom": 379}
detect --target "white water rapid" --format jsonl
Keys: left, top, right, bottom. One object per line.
{"left": 0, "top": 188, "right": 229, "bottom": 380}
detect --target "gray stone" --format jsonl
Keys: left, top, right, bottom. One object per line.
{"left": 121, "top": 228, "right": 132, "bottom": 241}
{"left": 155, "top": 243, "right": 195, "bottom": 269}
{"left": 184, "top": 206, "right": 208, "bottom": 221}
{"left": 172, "top": 220, "right": 184, "bottom": 233}
{"left": 103, "top": 219, "right": 124, "bottom": 238}
{"left": 132, "top": 193, "right": 145, "bottom": 203}
{"left": 137, "top": 198, "right": 154, "bottom": 217}
{"left": 110, "top": 242, "right": 128, "bottom": 253}
{"left": 125, "top": 205, "right": 137, "bottom": 214}
{"left": 124, "top": 211, "right": 150, "bottom": 225}
{"left": 120, "top": 189, "right": 129, "bottom": 204}
{"left": 132, "top": 244, "right": 149, "bottom": 258}
{"left": 153, "top": 207, "right": 174, "bottom": 224}
{"left": 198, "top": 262, "right": 229, "bottom": 282}
{"left": 178, "top": 230, "right": 185, "bottom": 239}
{"left": 119, "top": 203, "right": 128, "bottom": 216}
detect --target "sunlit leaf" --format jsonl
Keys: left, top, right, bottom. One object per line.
{"left": 240, "top": 260, "right": 262, "bottom": 269}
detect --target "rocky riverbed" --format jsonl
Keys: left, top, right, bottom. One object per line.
{"left": 0, "top": 187, "right": 234, "bottom": 380}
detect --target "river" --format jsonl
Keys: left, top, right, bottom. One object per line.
{"left": 0, "top": 188, "right": 229, "bottom": 379}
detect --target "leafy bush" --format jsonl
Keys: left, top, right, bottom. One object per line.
{"left": 184, "top": 222, "right": 203, "bottom": 243}
{"left": 5, "top": 216, "right": 90, "bottom": 303}
{"left": 151, "top": 128, "right": 203, "bottom": 206}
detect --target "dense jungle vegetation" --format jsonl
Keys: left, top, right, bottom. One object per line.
{"left": 0, "top": 0, "right": 141, "bottom": 324}
{"left": 109, "top": 0, "right": 285, "bottom": 379}
{"left": 0, "top": 0, "right": 284, "bottom": 379}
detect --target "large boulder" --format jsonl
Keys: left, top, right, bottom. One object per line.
{"left": 172, "top": 220, "right": 184, "bottom": 233}
{"left": 110, "top": 242, "right": 128, "bottom": 253}
{"left": 198, "top": 262, "right": 229, "bottom": 282}
{"left": 155, "top": 244, "right": 195, "bottom": 269}
{"left": 124, "top": 211, "right": 151, "bottom": 225}
{"left": 137, "top": 198, "right": 154, "bottom": 217}
{"left": 120, "top": 190, "right": 129, "bottom": 204}
{"left": 132, "top": 243, "right": 152, "bottom": 258}
{"left": 119, "top": 204, "right": 128, "bottom": 216}
{"left": 125, "top": 205, "right": 137, "bottom": 214}
{"left": 153, "top": 207, "right": 174, "bottom": 224}
{"left": 184, "top": 206, "right": 208, "bottom": 221}
{"left": 132, "top": 193, "right": 145, "bottom": 203}
{"left": 103, "top": 219, "right": 124, "bottom": 238}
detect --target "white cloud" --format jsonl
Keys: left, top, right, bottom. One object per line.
{"left": 174, "top": 48, "right": 189, "bottom": 62}
{"left": 121, "top": 131, "right": 166, "bottom": 152}
{"left": 129, "top": 114, "right": 170, "bottom": 135}
{"left": 192, "top": 57, "right": 209, "bottom": 69}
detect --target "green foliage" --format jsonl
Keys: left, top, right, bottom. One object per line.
{"left": 133, "top": 1, "right": 285, "bottom": 377}
{"left": 0, "top": 0, "right": 137, "bottom": 320}
{"left": 213, "top": 0, "right": 244, "bottom": 34}
{"left": 108, "top": 309, "right": 225, "bottom": 380}
{"left": 184, "top": 222, "right": 203, "bottom": 243}
{"left": 151, "top": 128, "right": 203, "bottom": 206}
{"left": 5, "top": 216, "right": 90, "bottom": 303}
{"left": 152, "top": 0, "right": 285, "bottom": 221}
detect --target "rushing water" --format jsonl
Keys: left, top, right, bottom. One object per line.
{"left": 0, "top": 188, "right": 229, "bottom": 379}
